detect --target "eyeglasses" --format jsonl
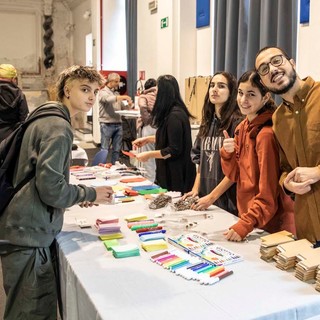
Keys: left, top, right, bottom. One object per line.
{"left": 257, "top": 55, "right": 284, "bottom": 76}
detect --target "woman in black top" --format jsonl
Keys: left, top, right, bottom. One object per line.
{"left": 133, "top": 75, "right": 196, "bottom": 193}
{"left": 184, "top": 72, "right": 242, "bottom": 214}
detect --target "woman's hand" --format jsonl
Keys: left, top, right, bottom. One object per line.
{"left": 135, "top": 151, "right": 152, "bottom": 162}
{"left": 182, "top": 190, "right": 198, "bottom": 200}
{"left": 222, "top": 130, "right": 235, "bottom": 153}
{"left": 132, "top": 136, "right": 150, "bottom": 149}
{"left": 191, "top": 194, "right": 214, "bottom": 211}
{"left": 223, "top": 229, "right": 242, "bottom": 242}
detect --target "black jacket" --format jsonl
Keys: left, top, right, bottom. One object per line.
{"left": 155, "top": 106, "right": 196, "bottom": 193}
{"left": 0, "top": 80, "right": 28, "bottom": 142}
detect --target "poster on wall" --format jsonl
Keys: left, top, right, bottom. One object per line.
{"left": 196, "top": 0, "right": 210, "bottom": 28}
{"left": 300, "top": 0, "right": 310, "bottom": 24}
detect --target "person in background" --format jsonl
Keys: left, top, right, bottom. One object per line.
{"left": 137, "top": 78, "right": 157, "bottom": 182}
{"left": 255, "top": 46, "right": 320, "bottom": 246}
{"left": 184, "top": 72, "right": 242, "bottom": 214}
{"left": 99, "top": 72, "right": 133, "bottom": 164}
{"left": 220, "top": 70, "right": 295, "bottom": 242}
{"left": 133, "top": 75, "right": 196, "bottom": 193}
{"left": 0, "top": 64, "right": 29, "bottom": 142}
{"left": 0, "top": 66, "right": 114, "bottom": 319}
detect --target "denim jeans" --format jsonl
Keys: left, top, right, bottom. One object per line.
{"left": 100, "top": 123, "right": 122, "bottom": 164}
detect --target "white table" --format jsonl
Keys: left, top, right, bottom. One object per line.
{"left": 57, "top": 194, "right": 320, "bottom": 320}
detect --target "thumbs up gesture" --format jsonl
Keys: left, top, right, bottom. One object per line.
{"left": 222, "top": 130, "right": 235, "bottom": 153}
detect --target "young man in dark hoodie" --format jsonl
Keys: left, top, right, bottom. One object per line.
{"left": 0, "top": 64, "right": 29, "bottom": 142}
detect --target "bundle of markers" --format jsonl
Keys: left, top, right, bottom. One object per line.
{"left": 150, "top": 249, "right": 233, "bottom": 285}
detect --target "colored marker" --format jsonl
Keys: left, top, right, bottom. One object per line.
{"left": 136, "top": 226, "right": 163, "bottom": 233}
{"left": 190, "top": 262, "right": 210, "bottom": 272}
{"left": 197, "top": 265, "right": 216, "bottom": 274}
{"left": 138, "top": 230, "right": 166, "bottom": 237}
{"left": 163, "top": 258, "right": 185, "bottom": 269}
{"left": 205, "top": 270, "right": 234, "bottom": 285}
{"left": 186, "top": 262, "right": 205, "bottom": 270}
{"left": 131, "top": 223, "right": 158, "bottom": 231}
{"left": 159, "top": 256, "right": 179, "bottom": 266}
{"left": 127, "top": 220, "right": 155, "bottom": 228}
{"left": 156, "top": 254, "right": 177, "bottom": 264}
{"left": 150, "top": 251, "right": 169, "bottom": 260}
{"left": 208, "top": 266, "right": 225, "bottom": 277}
{"left": 170, "top": 260, "right": 191, "bottom": 271}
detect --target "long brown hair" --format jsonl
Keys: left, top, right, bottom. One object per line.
{"left": 198, "top": 71, "right": 241, "bottom": 138}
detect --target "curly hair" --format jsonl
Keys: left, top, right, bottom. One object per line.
{"left": 55, "top": 65, "right": 105, "bottom": 101}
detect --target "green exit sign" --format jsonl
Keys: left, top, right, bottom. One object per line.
{"left": 161, "top": 17, "right": 169, "bottom": 29}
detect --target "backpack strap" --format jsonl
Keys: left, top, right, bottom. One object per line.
{"left": 0, "top": 104, "right": 70, "bottom": 213}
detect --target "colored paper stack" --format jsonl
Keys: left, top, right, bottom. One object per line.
{"left": 141, "top": 239, "right": 168, "bottom": 252}
{"left": 274, "top": 239, "right": 313, "bottom": 270}
{"left": 139, "top": 231, "right": 166, "bottom": 242}
{"left": 95, "top": 216, "right": 124, "bottom": 240}
{"left": 259, "top": 230, "right": 295, "bottom": 261}
{"left": 124, "top": 213, "right": 148, "bottom": 222}
{"left": 111, "top": 244, "right": 140, "bottom": 258}
{"left": 103, "top": 239, "right": 120, "bottom": 251}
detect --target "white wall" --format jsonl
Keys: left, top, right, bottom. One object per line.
{"left": 72, "top": 0, "right": 92, "bottom": 66}
{"left": 137, "top": 0, "right": 213, "bottom": 100}
{"left": 101, "top": 0, "right": 127, "bottom": 71}
{"left": 137, "top": 1, "right": 158, "bottom": 81}
{"left": 297, "top": 0, "right": 320, "bottom": 80}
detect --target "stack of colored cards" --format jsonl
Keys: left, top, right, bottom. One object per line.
{"left": 103, "top": 239, "right": 120, "bottom": 251}
{"left": 124, "top": 213, "right": 148, "bottom": 222}
{"left": 112, "top": 244, "right": 140, "bottom": 258}
{"left": 141, "top": 239, "right": 168, "bottom": 252}
{"left": 95, "top": 217, "right": 123, "bottom": 240}
{"left": 139, "top": 231, "right": 166, "bottom": 242}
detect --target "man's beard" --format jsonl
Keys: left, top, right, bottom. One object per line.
{"left": 269, "top": 69, "right": 297, "bottom": 95}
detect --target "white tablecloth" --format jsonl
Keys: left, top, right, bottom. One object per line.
{"left": 57, "top": 193, "right": 320, "bottom": 320}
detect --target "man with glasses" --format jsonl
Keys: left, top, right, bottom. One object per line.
{"left": 255, "top": 46, "right": 320, "bottom": 247}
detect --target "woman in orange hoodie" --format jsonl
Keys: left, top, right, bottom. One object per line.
{"left": 220, "top": 70, "right": 296, "bottom": 241}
